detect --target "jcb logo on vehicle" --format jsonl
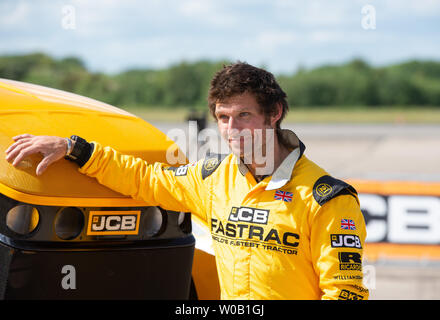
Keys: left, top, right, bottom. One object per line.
{"left": 331, "top": 234, "right": 362, "bottom": 249}
{"left": 87, "top": 211, "right": 140, "bottom": 235}
{"left": 228, "top": 207, "right": 269, "bottom": 225}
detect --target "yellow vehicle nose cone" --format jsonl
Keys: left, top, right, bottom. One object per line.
{"left": 0, "top": 78, "right": 183, "bottom": 206}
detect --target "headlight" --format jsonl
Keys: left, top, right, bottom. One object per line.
{"left": 54, "top": 207, "right": 84, "bottom": 240}
{"left": 6, "top": 205, "right": 40, "bottom": 235}
{"left": 142, "top": 207, "right": 164, "bottom": 237}
{"left": 178, "top": 212, "right": 192, "bottom": 234}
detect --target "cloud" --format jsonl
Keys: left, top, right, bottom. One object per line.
{"left": 177, "top": 0, "right": 239, "bottom": 28}
{"left": 0, "top": 0, "right": 438, "bottom": 74}
{"left": 382, "top": 0, "right": 440, "bottom": 17}
{"left": 0, "top": 1, "right": 30, "bottom": 27}
{"left": 244, "top": 31, "right": 299, "bottom": 56}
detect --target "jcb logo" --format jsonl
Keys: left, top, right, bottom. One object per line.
{"left": 331, "top": 234, "right": 362, "bottom": 249}
{"left": 87, "top": 211, "right": 140, "bottom": 235}
{"left": 228, "top": 207, "right": 269, "bottom": 225}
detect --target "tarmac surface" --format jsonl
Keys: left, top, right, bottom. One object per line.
{"left": 368, "top": 261, "right": 440, "bottom": 299}
{"left": 287, "top": 123, "right": 440, "bottom": 182}
{"left": 153, "top": 121, "right": 440, "bottom": 300}
{"left": 152, "top": 121, "right": 440, "bottom": 182}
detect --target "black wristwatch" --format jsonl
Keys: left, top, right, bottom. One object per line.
{"left": 64, "top": 135, "right": 94, "bottom": 167}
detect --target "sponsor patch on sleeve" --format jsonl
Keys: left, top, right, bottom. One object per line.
{"left": 201, "top": 154, "right": 226, "bottom": 179}
{"left": 338, "top": 289, "right": 365, "bottom": 300}
{"left": 313, "top": 175, "right": 358, "bottom": 206}
{"left": 330, "top": 234, "right": 362, "bottom": 249}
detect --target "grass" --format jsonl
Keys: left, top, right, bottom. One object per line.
{"left": 284, "top": 107, "right": 440, "bottom": 124}
{"left": 123, "top": 106, "right": 440, "bottom": 124}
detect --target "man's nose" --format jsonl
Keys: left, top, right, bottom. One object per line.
{"left": 227, "top": 116, "right": 240, "bottom": 131}
{"left": 226, "top": 117, "right": 240, "bottom": 137}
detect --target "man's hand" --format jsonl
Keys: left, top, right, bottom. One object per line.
{"left": 5, "top": 134, "right": 68, "bottom": 176}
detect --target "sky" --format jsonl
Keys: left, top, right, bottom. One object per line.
{"left": 1, "top": 0, "right": 440, "bottom": 74}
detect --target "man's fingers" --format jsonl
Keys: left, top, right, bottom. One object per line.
{"left": 11, "top": 145, "right": 38, "bottom": 167}
{"left": 6, "top": 141, "right": 33, "bottom": 163}
{"left": 36, "top": 155, "right": 56, "bottom": 176}
{"left": 12, "top": 134, "right": 34, "bottom": 141}
{"left": 6, "top": 134, "right": 34, "bottom": 155}
{"left": 5, "top": 138, "right": 32, "bottom": 154}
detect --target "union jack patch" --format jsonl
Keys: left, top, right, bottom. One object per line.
{"left": 341, "top": 219, "right": 356, "bottom": 230}
{"left": 274, "top": 190, "right": 293, "bottom": 202}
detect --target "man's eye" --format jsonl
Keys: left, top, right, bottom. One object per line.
{"left": 239, "top": 112, "right": 250, "bottom": 117}
{"left": 218, "top": 115, "right": 229, "bottom": 120}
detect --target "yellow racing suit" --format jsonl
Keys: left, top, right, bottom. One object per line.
{"left": 78, "top": 129, "right": 369, "bottom": 300}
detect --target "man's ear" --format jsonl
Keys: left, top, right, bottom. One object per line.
{"left": 270, "top": 103, "right": 283, "bottom": 127}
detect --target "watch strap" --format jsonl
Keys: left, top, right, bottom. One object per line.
{"left": 64, "top": 135, "right": 94, "bottom": 167}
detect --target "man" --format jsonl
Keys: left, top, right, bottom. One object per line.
{"left": 5, "top": 62, "right": 368, "bottom": 300}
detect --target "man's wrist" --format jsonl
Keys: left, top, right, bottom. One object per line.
{"left": 64, "top": 135, "right": 94, "bottom": 167}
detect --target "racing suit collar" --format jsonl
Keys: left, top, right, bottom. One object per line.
{"left": 265, "top": 147, "right": 301, "bottom": 190}
{"left": 236, "top": 129, "right": 305, "bottom": 190}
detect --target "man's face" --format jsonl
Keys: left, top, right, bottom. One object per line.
{"left": 215, "top": 92, "right": 277, "bottom": 162}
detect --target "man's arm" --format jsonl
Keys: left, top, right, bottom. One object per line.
{"left": 5, "top": 134, "right": 209, "bottom": 221}
{"left": 78, "top": 141, "right": 208, "bottom": 218}
{"left": 310, "top": 194, "right": 369, "bottom": 300}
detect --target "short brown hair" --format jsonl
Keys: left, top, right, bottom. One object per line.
{"left": 208, "top": 62, "right": 289, "bottom": 129}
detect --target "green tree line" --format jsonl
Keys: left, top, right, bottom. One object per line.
{"left": 1, "top": 52, "right": 440, "bottom": 108}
